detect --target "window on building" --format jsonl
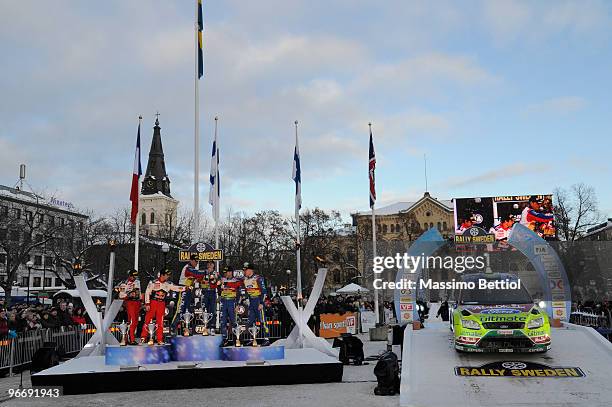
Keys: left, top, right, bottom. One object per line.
{"left": 0, "top": 276, "right": 6, "bottom": 282}
{"left": 44, "top": 256, "right": 54, "bottom": 267}
{"left": 48, "top": 216, "right": 55, "bottom": 226}
{"left": 141, "top": 213, "right": 146, "bottom": 225}
{"left": 429, "top": 222, "right": 434, "bottom": 228}
{"left": 0, "top": 206, "right": 8, "bottom": 216}
{"left": 13, "top": 208, "right": 21, "bottom": 219}
{"left": 21, "top": 277, "right": 29, "bottom": 287}
{"left": 383, "top": 224, "right": 388, "bottom": 233}
{"left": 423, "top": 223, "right": 428, "bottom": 230}
{"left": 77, "top": 221, "right": 83, "bottom": 229}
{"left": 33, "top": 277, "right": 41, "bottom": 287}
{"left": 437, "top": 222, "right": 441, "bottom": 230}
{"left": 396, "top": 224, "right": 401, "bottom": 233}
{"left": 44, "top": 277, "right": 52, "bottom": 287}
{"left": 37, "top": 213, "right": 44, "bottom": 223}
{"left": 0, "top": 229, "right": 6, "bottom": 240}
{"left": 58, "top": 217, "right": 65, "bottom": 226}
{"left": 390, "top": 224, "right": 394, "bottom": 233}
{"left": 25, "top": 211, "right": 33, "bottom": 221}
{"left": 0, "top": 254, "right": 6, "bottom": 267}
{"left": 150, "top": 212, "right": 155, "bottom": 224}
{"left": 347, "top": 248, "right": 356, "bottom": 262}
{"left": 34, "top": 255, "right": 42, "bottom": 266}
{"left": 54, "top": 278, "right": 62, "bottom": 287}
{"left": 443, "top": 221, "right": 447, "bottom": 230}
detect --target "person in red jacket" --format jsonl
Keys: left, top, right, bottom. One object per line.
{"left": 115, "top": 269, "right": 142, "bottom": 344}
{"left": 140, "top": 270, "right": 183, "bottom": 345}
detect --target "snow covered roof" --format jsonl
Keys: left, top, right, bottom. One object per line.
{"left": 354, "top": 194, "right": 453, "bottom": 216}
{"left": 0, "top": 184, "right": 85, "bottom": 217}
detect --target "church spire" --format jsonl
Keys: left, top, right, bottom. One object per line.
{"left": 141, "top": 114, "right": 172, "bottom": 197}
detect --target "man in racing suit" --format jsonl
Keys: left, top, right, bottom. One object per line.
{"left": 115, "top": 269, "right": 142, "bottom": 344}
{"left": 172, "top": 254, "right": 208, "bottom": 334}
{"left": 218, "top": 266, "right": 242, "bottom": 346}
{"left": 200, "top": 261, "right": 220, "bottom": 333}
{"left": 242, "top": 262, "right": 269, "bottom": 345}
{"left": 140, "top": 270, "right": 183, "bottom": 345}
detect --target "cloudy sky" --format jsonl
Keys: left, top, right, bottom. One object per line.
{"left": 1, "top": 0, "right": 611, "bottom": 220}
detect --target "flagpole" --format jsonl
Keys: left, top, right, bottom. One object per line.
{"left": 214, "top": 116, "right": 219, "bottom": 275}
{"left": 193, "top": 0, "right": 201, "bottom": 243}
{"left": 294, "top": 120, "right": 302, "bottom": 303}
{"left": 134, "top": 116, "right": 142, "bottom": 271}
{"left": 369, "top": 122, "right": 380, "bottom": 324}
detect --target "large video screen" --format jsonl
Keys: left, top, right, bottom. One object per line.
{"left": 453, "top": 195, "right": 556, "bottom": 240}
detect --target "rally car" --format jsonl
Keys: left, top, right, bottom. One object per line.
{"left": 451, "top": 273, "right": 551, "bottom": 353}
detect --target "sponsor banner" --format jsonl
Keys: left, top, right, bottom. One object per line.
{"left": 400, "top": 303, "right": 414, "bottom": 311}
{"left": 549, "top": 279, "right": 564, "bottom": 291}
{"left": 553, "top": 307, "right": 567, "bottom": 320}
{"left": 454, "top": 195, "right": 555, "bottom": 241}
{"left": 401, "top": 311, "right": 413, "bottom": 323}
{"left": 319, "top": 313, "right": 357, "bottom": 338}
{"left": 552, "top": 301, "right": 565, "bottom": 308}
{"left": 534, "top": 245, "right": 548, "bottom": 255}
{"left": 455, "top": 361, "right": 585, "bottom": 378}
{"left": 360, "top": 311, "right": 376, "bottom": 333}
{"left": 179, "top": 242, "right": 224, "bottom": 262}
{"left": 454, "top": 226, "right": 495, "bottom": 244}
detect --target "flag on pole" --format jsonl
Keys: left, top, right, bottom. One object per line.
{"left": 369, "top": 126, "right": 376, "bottom": 208}
{"left": 292, "top": 125, "right": 302, "bottom": 212}
{"left": 208, "top": 130, "right": 219, "bottom": 221}
{"left": 130, "top": 122, "right": 142, "bottom": 224}
{"left": 197, "top": 0, "right": 204, "bottom": 79}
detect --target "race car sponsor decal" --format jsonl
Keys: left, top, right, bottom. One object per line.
{"left": 454, "top": 361, "right": 585, "bottom": 378}
{"left": 463, "top": 304, "right": 532, "bottom": 314}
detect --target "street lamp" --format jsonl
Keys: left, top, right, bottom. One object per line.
{"left": 161, "top": 243, "right": 170, "bottom": 270}
{"left": 285, "top": 269, "right": 291, "bottom": 294}
{"left": 25, "top": 260, "right": 34, "bottom": 305}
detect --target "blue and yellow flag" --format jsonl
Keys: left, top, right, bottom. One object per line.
{"left": 198, "top": 0, "right": 203, "bottom": 78}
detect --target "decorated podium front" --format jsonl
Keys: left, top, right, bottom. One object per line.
{"left": 105, "top": 335, "right": 285, "bottom": 365}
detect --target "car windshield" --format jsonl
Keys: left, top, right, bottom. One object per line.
{"left": 460, "top": 281, "right": 532, "bottom": 305}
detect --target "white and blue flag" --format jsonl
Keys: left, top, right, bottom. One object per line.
{"left": 292, "top": 125, "right": 302, "bottom": 213}
{"left": 209, "top": 129, "right": 219, "bottom": 221}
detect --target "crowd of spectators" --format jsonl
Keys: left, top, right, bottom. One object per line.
{"left": 0, "top": 301, "right": 90, "bottom": 338}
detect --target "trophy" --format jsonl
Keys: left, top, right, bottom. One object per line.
{"left": 118, "top": 321, "right": 130, "bottom": 346}
{"left": 200, "top": 311, "right": 213, "bottom": 336}
{"left": 182, "top": 311, "right": 193, "bottom": 337}
{"left": 147, "top": 322, "right": 157, "bottom": 345}
{"left": 233, "top": 325, "right": 245, "bottom": 347}
{"left": 249, "top": 326, "right": 259, "bottom": 347}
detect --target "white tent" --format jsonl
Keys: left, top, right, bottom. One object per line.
{"left": 336, "top": 283, "right": 369, "bottom": 294}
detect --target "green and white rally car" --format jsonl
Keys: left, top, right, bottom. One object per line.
{"left": 451, "top": 273, "right": 551, "bottom": 353}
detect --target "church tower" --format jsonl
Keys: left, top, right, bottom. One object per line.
{"left": 139, "top": 115, "right": 179, "bottom": 236}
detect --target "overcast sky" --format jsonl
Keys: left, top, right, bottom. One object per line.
{"left": 1, "top": 0, "right": 611, "bottom": 221}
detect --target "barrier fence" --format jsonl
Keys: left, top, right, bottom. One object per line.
{"left": 569, "top": 309, "right": 612, "bottom": 340}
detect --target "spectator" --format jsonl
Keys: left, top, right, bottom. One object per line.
{"left": 57, "top": 301, "right": 75, "bottom": 326}
{"left": 0, "top": 309, "right": 9, "bottom": 338}
{"left": 72, "top": 308, "right": 87, "bottom": 325}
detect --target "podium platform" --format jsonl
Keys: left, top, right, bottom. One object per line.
{"left": 171, "top": 335, "right": 223, "bottom": 361}
{"left": 32, "top": 348, "right": 343, "bottom": 395}
{"left": 105, "top": 344, "right": 171, "bottom": 366}
{"left": 222, "top": 345, "right": 285, "bottom": 361}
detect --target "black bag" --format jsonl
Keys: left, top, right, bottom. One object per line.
{"left": 373, "top": 351, "right": 400, "bottom": 396}
{"left": 335, "top": 333, "right": 364, "bottom": 365}
{"left": 30, "top": 342, "right": 61, "bottom": 374}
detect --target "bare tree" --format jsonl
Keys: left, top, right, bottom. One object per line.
{"left": 0, "top": 194, "right": 73, "bottom": 304}
{"left": 554, "top": 183, "right": 604, "bottom": 241}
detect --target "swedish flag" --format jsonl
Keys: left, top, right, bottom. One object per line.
{"left": 198, "top": 0, "right": 203, "bottom": 78}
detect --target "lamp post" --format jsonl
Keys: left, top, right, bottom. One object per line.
{"left": 285, "top": 269, "right": 291, "bottom": 295}
{"left": 25, "top": 260, "right": 34, "bottom": 305}
{"left": 161, "top": 243, "right": 170, "bottom": 270}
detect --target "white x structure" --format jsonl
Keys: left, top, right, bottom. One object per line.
{"left": 75, "top": 274, "right": 123, "bottom": 357}
{"left": 280, "top": 268, "right": 338, "bottom": 358}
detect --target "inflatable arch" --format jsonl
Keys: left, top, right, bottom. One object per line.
{"left": 393, "top": 223, "right": 571, "bottom": 324}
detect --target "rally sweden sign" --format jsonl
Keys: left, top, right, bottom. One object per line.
{"left": 455, "top": 361, "right": 585, "bottom": 378}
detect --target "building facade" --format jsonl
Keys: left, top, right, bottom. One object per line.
{"left": 0, "top": 185, "right": 88, "bottom": 301}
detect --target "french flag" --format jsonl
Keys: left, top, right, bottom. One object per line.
{"left": 130, "top": 122, "right": 142, "bottom": 224}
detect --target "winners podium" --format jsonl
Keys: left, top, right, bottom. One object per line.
{"left": 32, "top": 335, "right": 339, "bottom": 394}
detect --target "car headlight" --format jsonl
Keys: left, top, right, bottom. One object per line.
{"left": 461, "top": 318, "right": 480, "bottom": 330}
{"left": 527, "top": 317, "right": 544, "bottom": 329}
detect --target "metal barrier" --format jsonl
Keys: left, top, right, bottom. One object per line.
{"left": 570, "top": 309, "right": 612, "bottom": 341}
{"left": 225, "top": 320, "right": 285, "bottom": 341}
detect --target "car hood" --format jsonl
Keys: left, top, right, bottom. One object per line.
{"left": 461, "top": 303, "right": 534, "bottom": 315}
